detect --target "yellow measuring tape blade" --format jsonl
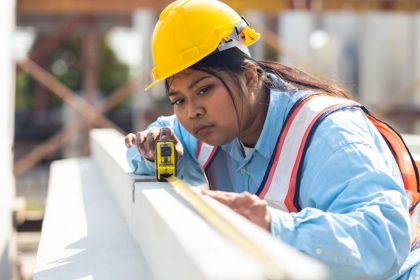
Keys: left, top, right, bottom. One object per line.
{"left": 166, "top": 175, "right": 286, "bottom": 279}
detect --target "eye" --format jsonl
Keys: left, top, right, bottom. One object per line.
{"left": 198, "top": 85, "right": 213, "bottom": 95}
{"left": 170, "top": 98, "right": 184, "bottom": 106}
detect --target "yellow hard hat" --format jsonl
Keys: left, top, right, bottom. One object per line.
{"left": 145, "top": 0, "right": 260, "bottom": 90}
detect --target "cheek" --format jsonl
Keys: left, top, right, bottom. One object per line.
{"left": 213, "top": 99, "right": 238, "bottom": 123}
{"left": 174, "top": 107, "right": 194, "bottom": 132}
{"left": 174, "top": 107, "right": 186, "bottom": 123}
{"left": 217, "top": 107, "right": 237, "bottom": 125}
{"left": 211, "top": 104, "right": 240, "bottom": 137}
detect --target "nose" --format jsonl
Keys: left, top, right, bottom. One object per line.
{"left": 187, "top": 100, "right": 205, "bottom": 119}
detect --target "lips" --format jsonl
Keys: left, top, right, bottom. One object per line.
{"left": 194, "top": 124, "right": 214, "bottom": 137}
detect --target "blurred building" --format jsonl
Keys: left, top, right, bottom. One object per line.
{"left": 10, "top": 0, "right": 420, "bottom": 279}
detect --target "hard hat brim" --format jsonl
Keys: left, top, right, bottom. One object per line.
{"left": 144, "top": 79, "right": 162, "bottom": 91}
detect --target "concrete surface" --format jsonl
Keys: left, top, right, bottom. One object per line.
{"left": 34, "top": 158, "right": 152, "bottom": 280}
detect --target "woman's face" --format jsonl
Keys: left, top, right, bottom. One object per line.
{"left": 167, "top": 68, "right": 242, "bottom": 146}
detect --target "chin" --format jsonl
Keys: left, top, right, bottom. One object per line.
{"left": 198, "top": 136, "right": 233, "bottom": 147}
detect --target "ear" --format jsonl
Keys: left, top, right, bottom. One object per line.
{"left": 242, "top": 60, "right": 259, "bottom": 90}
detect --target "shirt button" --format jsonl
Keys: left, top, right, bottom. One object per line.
{"left": 315, "top": 248, "right": 323, "bottom": 255}
{"left": 240, "top": 168, "right": 246, "bottom": 174}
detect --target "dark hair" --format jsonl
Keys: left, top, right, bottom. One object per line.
{"left": 165, "top": 47, "right": 351, "bottom": 99}
{"left": 164, "top": 47, "right": 351, "bottom": 143}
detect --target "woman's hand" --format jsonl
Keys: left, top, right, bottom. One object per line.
{"left": 201, "top": 189, "right": 271, "bottom": 232}
{"left": 125, "top": 127, "right": 184, "bottom": 161}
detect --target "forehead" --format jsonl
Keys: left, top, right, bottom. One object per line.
{"left": 168, "top": 69, "right": 210, "bottom": 89}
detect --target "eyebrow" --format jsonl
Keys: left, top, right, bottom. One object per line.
{"left": 188, "top": 75, "right": 212, "bottom": 90}
{"left": 168, "top": 75, "right": 212, "bottom": 97}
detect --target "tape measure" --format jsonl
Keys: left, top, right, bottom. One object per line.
{"left": 155, "top": 143, "right": 293, "bottom": 279}
{"left": 155, "top": 140, "right": 177, "bottom": 181}
{"left": 165, "top": 175, "right": 286, "bottom": 279}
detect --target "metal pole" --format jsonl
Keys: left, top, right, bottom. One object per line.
{"left": 132, "top": 9, "right": 155, "bottom": 132}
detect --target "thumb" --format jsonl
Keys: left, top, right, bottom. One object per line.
{"left": 159, "top": 127, "right": 172, "bottom": 140}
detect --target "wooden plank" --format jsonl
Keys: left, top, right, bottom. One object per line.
{"left": 323, "top": 0, "right": 420, "bottom": 12}
{"left": 17, "top": 0, "right": 419, "bottom": 14}
{"left": 13, "top": 70, "right": 144, "bottom": 177}
{"left": 17, "top": 0, "right": 171, "bottom": 14}
{"left": 17, "top": 0, "right": 286, "bottom": 14}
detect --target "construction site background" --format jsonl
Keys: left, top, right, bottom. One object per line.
{"left": 1, "top": 0, "right": 420, "bottom": 279}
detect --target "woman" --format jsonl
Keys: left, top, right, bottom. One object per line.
{"left": 125, "top": 0, "right": 420, "bottom": 279}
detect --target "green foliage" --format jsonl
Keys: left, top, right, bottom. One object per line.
{"left": 50, "top": 38, "right": 82, "bottom": 93}
{"left": 15, "top": 72, "right": 34, "bottom": 110}
{"left": 15, "top": 35, "right": 131, "bottom": 110}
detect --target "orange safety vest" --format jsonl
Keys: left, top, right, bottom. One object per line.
{"left": 196, "top": 94, "right": 420, "bottom": 244}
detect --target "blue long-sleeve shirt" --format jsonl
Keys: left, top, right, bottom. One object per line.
{"left": 127, "top": 85, "right": 420, "bottom": 279}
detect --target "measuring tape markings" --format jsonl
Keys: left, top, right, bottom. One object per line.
{"left": 154, "top": 139, "right": 324, "bottom": 279}
{"left": 166, "top": 175, "right": 286, "bottom": 279}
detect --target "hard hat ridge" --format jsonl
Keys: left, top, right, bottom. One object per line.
{"left": 217, "top": 17, "right": 252, "bottom": 57}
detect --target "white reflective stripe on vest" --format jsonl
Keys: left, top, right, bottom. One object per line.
{"left": 196, "top": 141, "right": 217, "bottom": 170}
{"left": 260, "top": 95, "right": 358, "bottom": 211}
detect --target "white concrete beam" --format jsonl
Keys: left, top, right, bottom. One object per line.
{"left": 34, "top": 158, "right": 153, "bottom": 280}
{"left": 89, "top": 129, "right": 327, "bottom": 280}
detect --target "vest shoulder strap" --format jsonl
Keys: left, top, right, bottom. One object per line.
{"left": 196, "top": 140, "right": 218, "bottom": 171}
{"left": 361, "top": 109, "right": 420, "bottom": 214}
{"left": 260, "top": 93, "right": 420, "bottom": 216}
{"left": 258, "top": 94, "right": 359, "bottom": 211}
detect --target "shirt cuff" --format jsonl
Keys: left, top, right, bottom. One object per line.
{"left": 268, "top": 206, "right": 295, "bottom": 241}
{"left": 126, "top": 146, "right": 155, "bottom": 175}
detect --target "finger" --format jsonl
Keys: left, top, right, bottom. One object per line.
{"left": 150, "top": 128, "right": 160, "bottom": 140}
{"left": 243, "top": 200, "right": 270, "bottom": 231}
{"left": 145, "top": 130, "right": 159, "bottom": 159}
{"left": 155, "top": 127, "right": 184, "bottom": 158}
{"left": 125, "top": 133, "right": 136, "bottom": 148}
{"left": 175, "top": 141, "right": 184, "bottom": 158}
{"left": 201, "top": 189, "right": 230, "bottom": 204}
{"left": 201, "top": 189, "right": 236, "bottom": 198}
{"left": 135, "top": 131, "right": 147, "bottom": 156}
{"left": 201, "top": 190, "right": 237, "bottom": 205}
{"left": 228, "top": 192, "right": 255, "bottom": 210}
{"left": 210, "top": 190, "right": 238, "bottom": 198}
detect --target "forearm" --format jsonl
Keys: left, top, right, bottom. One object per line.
{"left": 269, "top": 193, "right": 411, "bottom": 279}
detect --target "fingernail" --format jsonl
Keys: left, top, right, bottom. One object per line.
{"left": 160, "top": 128, "right": 171, "bottom": 140}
